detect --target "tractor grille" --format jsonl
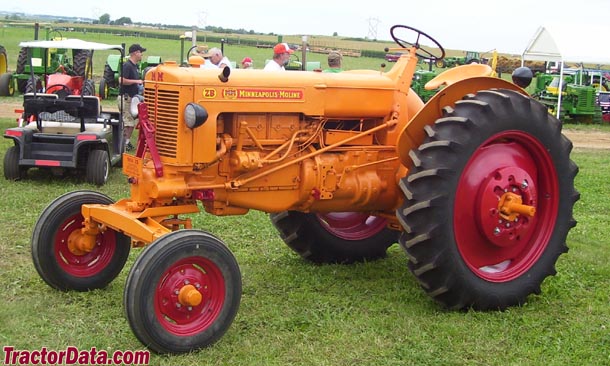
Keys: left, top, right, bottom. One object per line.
{"left": 144, "top": 89, "right": 179, "bottom": 159}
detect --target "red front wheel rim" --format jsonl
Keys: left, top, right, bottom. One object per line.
{"left": 454, "top": 131, "right": 559, "bottom": 282}
{"left": 154, "top": 256, "right": 226, "bottom": 336}
{"left": 54, "top": 213, "right": 116, "bottom": 277}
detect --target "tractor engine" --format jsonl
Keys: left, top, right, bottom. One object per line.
{"left": 131, "top": 62, "right": 419, "bottom": 218}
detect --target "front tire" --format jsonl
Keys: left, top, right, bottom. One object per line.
{"left": 124, "top": 230, "right": 242, "bottom": 354}
{"left": 270, "top": 211, "right": 397, "bottom": 264}
{"left": 396, "top": 89, "right": 579, "bottom": 310}
{"left": 31, "top": 190, "right": 130, "bottom": 291}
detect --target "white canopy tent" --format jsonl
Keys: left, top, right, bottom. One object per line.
{"left": 521, "top": 24, "right": 610, "bottom": 118}
{"left": 19, "top": 39, "right": 123, "bottom": 51}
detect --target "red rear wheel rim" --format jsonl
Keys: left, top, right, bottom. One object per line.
{"left": 54, "top": 213, "right": 117, "bottom": 277}
{"left": 154, "top": 256, "right": 225, "bottom": 336}
{"left": 454, "top": 131, "right": 559, "bottom": 282}
{"left": 316, "top": 212, "right": 387, "bottom": 240}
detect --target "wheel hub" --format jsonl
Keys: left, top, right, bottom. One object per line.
{"left": 178, "top": 284, "right": 203, "bottom": 307}
{"left": 477, "top": 166, "right": 537, "bottom": 248}
{"left": 67, "top": 229, "right": 97, "bottom": 255}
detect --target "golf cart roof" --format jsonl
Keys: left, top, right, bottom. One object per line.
{"left": 19, "top": 39, "right": 123, "bottom": 51}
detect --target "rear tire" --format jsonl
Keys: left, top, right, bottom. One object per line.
{"left": 98, "top": 78, "right": 108, "bottom": 99}
{"left": 16, "top": 48, "right": 28, "bottom": 93}
{"left": 396, "top": 89, "right": 579, "bottom": 310}
{"left": 270, "top": 211, "right": 397, "bottom": 264}
{"left": 31, "top": 190, "right": 130, "bottom": 291}
{"left": 82, "top": 79, "right": 95, "bottom": 96}
{"left": 0, "top": 72, "right": 14, "bottom": 96}
{"left": 73, "top": 50, "right": 91, "bottom": 77}
{"left": 85, "top": 149, "right": 110, "bottom": 186}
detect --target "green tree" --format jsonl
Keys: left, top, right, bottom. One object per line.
{"left": 99, "top": 13, "right": 111, "bottom": 24}
{"left": 115, "top": 17, "right": 133, "bottom": 25}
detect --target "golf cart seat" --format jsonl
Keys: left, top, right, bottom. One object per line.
{"left": 23, "top": 95, "right": 109, "bottom": 134}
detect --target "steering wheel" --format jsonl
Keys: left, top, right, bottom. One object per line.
{"left": 46, "top": 84, "right": 72, "bottom": 97}
{"left": 390, "top": 25, "right": 445, "bottom": 61}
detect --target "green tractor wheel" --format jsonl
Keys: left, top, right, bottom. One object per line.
{"left": 0, "top": 72, "right": 14, "bottom": 96}
{"left": 16, "top": 48, "right": 28, "bottom": 93}
{"left": 0, "top": 46, "right": 7, "bottom": 74}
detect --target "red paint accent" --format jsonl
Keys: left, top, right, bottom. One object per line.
{"left": 54, "top": 213, "right": 117, "bottom": 277}
{"left": 77, "top": 134, "right": 97, "bottom": 141}
{"left": 154, "top": 256, "right": 225, "bottom": 336}
{"left": 316, "top": 212, "right": 387, "bottom": 240}
{"left": 454, "top": 131, "right": 559, "bottom": 282}
{"left": 35, "top": 160, "right": 61, "bottom": 166}
{"left": 5, "top": 130, "right": 22, "bottom": 137}
{"left": 135, "top": 103, "right": 164, "bottom": 177}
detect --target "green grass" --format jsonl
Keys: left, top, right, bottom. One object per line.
{"left": 0, "top": 115, "right": 608, "bottom": 365}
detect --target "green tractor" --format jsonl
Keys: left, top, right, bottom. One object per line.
{"left": 12, "top": 28, "right": 92, "bottom": 95}
{"left": 0, "top": 45, "right": 13, "bottom": 96}
{"left": 411, "top": 69, "right": 440, "bottom": 102}
{"left": 98, "top": 54, "right": 162, "bottom": 99}
{"left": 283, "top": 53, "right": 321, "bottom": 71}
{"left": 435, "top": 51, "right": 482, "bottom": 68}
{"left": 535, "top": 70, "right": 607, "bottom": 122}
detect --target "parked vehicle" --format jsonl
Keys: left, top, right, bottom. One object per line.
{"left": 0, "top": 45, "right": 14, "bottom": 96}
{"left": 3, "top": 40, "right": 125, "bottom": 186}
{"left": 31, "top": 25, "right": 578, "bottom": 354}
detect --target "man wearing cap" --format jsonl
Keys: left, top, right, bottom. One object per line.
{"left": 323, "top": 51, "right": 343, "bottom": 73}
{"left": 241, "top": 57, "right": 253, "bottom": 69}
{"left": 263, "top": 43, "right": 294, "bottom": 71}
{"left": 119, "top": 43, "right": 146, "bottom": 151}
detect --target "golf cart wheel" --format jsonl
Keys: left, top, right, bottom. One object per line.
{"left": 31, "top": 190, "right": 130, "bottom": 291}
{"left": 3, "top": 145, "right": 27, "bottom": 180}
{"left": 270, "top": 211, "right": 397, "bottom": 264}
{"left": 396, "top": 89, "right": 579, "bottom": 310}
{"left": 124, "top": 230, "right": 242, "bottom": 354}
{"left": 85, "top": 149, "right": 110, "bottom": 186}
{"left": 0, "top": 72, "right": 14, "bottom": 96}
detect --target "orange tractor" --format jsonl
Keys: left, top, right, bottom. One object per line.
{"left": 31, "top": 25, "right": 579, "bottom": 354}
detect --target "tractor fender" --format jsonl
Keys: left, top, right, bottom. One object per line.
{"left": 396, "top": 76, "right": 527, "bottom": 167}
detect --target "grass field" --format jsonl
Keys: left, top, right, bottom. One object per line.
{"left": 0, "top": 111, "right": 608, "bottom": 365}
{"left": 0, "top": 23, "right": 608, "bottom": 365}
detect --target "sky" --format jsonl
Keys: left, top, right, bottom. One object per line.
{"left": 4, "top": 0, "right": 610, "bottom": 55}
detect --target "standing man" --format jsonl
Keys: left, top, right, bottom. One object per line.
{"left": 263, "top": 43, "right": 293, "bottom": 71}
{"left": 119, "top": 43, "right": 146, "bottom": 151}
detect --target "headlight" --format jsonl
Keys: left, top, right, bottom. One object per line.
{"left": 184, "top": 103, "right": 208, "bottom": 129}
